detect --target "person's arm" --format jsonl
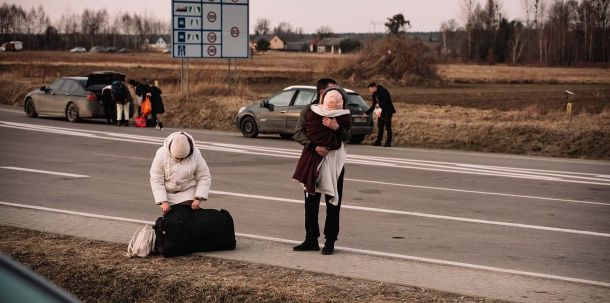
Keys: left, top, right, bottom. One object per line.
{"left": 365, "top": 95, "right": 378, "bottom": 115}
{"left": 322, "top": 117, "right": 350, "bottom": 144}
{"left": 193, "top": 149, "right": 212, "bottom": 201}
{"left": 149, "top": 149, "right": 168, "bottom": 206}
{"left": 293, "top": 105, "right": 313, "bottom": 148}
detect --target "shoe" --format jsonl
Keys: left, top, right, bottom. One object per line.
{"left": 321, "top": 242, "right": 335, "bottom": 255}
{"left": 383, "top": 143, "right": 392, "bottom": 147}
{"left": 293, "top": 240, "right": 320, "bottom": 251}
{"left": 371, "top": 141, "right": 381, "bottom": 146}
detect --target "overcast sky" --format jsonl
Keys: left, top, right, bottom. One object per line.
{"left": 5, "top": 0, "right": 524, "bottom": 33}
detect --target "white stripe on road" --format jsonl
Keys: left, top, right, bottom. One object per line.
{"left": 346, "top": 178, "right": 610, "bottom": 207}
{"left": 209, "top": 190, "right": 610, "bottom": 238}
{"left": 1, "top": 201, "right": 609, "bottom": 288}
{"left": 0, "top": 166, "right": 89, "bottom": 178}
{"left": 2, "top": 120, "right": 610, "bottom": 186}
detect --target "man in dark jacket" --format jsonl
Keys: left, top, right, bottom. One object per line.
{"left": 292, "top": 78, "right": 349, "bottom": 255}
{"left": 365, "top": 82, "right": 396, "bottom": 147}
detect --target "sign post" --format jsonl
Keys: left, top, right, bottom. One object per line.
{"left": 172, "top": 0, "right": 249, "bottom": 95}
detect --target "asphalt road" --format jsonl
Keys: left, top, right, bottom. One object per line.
{"left": 1, "top": 107, "right": 609, "bottom": 286}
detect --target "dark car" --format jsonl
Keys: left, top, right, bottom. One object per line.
{"left": 0, "top": 253, "right": 80, "bottom": 303}
{"left": 235, "top": 85, "right": 373, "bottom": 144}
{"left": 24, "top": 71, "right": 126, "bottom": 123}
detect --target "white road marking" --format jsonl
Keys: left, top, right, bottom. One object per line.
{"left": 2, "top": 120, "right": 609, "bottom": 186}
{"left": 1, "top": 201, "right": 609, "bottom": 288}
{"left": 209, "top": 190, "right": 610, "bottom": 238}
{"left": 91, "top": 152, "right": 152, "bottom": 161}
{"left": 0, "top": 166, "right": 89, "bottom": 178}
{"left": 346, "top": 178, "right": 610, "bottom": 207}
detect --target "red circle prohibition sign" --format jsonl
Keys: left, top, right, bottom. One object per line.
{"left": 207, "top": 32, "right": 217, "bottom": 43}
{"left": 230, "top": 27, "right": 240, "bottom": 38}
{"left": 207, "top": 45, "right": 217, "bottom": 56}
{"left": 207, "top": 11, "right": 217, "bottom": 22}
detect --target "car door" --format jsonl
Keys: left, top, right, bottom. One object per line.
{"left": 286, "top": 89, "right": 316, "bottom": 132}
{"left": 35, "top": 79, "right": 64, "bottom": 114}
{"left": 55, "top": 80, "right": 79, "bottom": 113}
{"left": 258, "top": 90, "right": 295, "bottom": 132}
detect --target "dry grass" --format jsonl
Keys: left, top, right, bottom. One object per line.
{"left": 438, "top": 64, "right": 610, "bottom": 84}
{"left": 0, "top": 225, "right": 496, "bottom": 303}
{"left": 1, "top": 51, "right": 609, "bottom": 159}
{"left": 363, "top": 104, "right": 610, "bottom": 159}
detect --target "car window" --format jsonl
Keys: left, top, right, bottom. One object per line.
{"left": 268, "top": 90, "right": 294, "bottom": 107}
{"left": 293, "top": 90, "right": 315, "bottom": 106}
{"left": 48, "top": 80, "right": 64, "bottom": 91}
{"left": 61, "top": 80, "right": 79, "bottom": 92}
{"left": 346, "top": 94, "right": 370, "bottom": 111}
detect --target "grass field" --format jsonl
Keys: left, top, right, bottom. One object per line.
{"left": 1, "top": 51, "right": 608, "bottom": 159}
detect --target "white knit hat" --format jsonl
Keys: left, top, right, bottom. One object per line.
{"left": 169, "top": 134, "right": 191, "bottom": 159}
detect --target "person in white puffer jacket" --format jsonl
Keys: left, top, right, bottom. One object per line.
{"left": 150, "top": 131, "right": 211, "bottom": 214}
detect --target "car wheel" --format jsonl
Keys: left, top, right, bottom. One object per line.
{"left": 240, "top": 116, "right": 258, "bottom": 138}
{"left": 66, "top": 103, "right": 80, "bottom": 123}
{"left": 349, "top": 134, "right": 365, "bottom": 144}
{"left": 24, "top": 98, "right": 38, "bottom": 118}
{"left": 279, "top": 133, "right": 293, "bottom": 140}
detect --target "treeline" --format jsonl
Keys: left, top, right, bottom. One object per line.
{"left": 0, "top": 3, "right": 169, "bottom": 50}
{"left": 440, "top": 0, "right": 610, "bottom": 65}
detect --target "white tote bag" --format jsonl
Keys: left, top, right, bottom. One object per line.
{"left": 126, "top": 224, "right": 156, "bottom": 257}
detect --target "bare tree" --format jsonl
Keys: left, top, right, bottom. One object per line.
{"left": 273, "top": 21, "right": 293, "bottom": 41}
{"left": 461, "top": 0, "right": 476, "bottom": 57}
{"left": 316, "top": 25, "right": 334, "bottom": 39}
{"left": 509, "top": 20, "right": 526, "bottom": 63}
{"left": 254, "top": 18, "right": 270, "bottom": 36}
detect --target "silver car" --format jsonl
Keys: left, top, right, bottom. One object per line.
{"left": 24, "top": 71, "right": 126, "bottom": 123}
{"left": 235, "top": 85, "right": 373, "bottom": 144}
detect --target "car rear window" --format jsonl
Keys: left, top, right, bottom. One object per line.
{"left": 86, "top": 73, "right": 125, "bottom": 88}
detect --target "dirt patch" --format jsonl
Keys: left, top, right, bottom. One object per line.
{"left": 335, "top": 36, "right": 439, "bottom": 85}
{"left": 0, "top": 225, "right": 498, "bottom": 303}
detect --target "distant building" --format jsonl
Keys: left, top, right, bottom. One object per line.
{"left": 284, "top": 41, "right": 308, "bottom": 52}
{"left": 317, "top": 38, "right": 346, "bottom": 54}
{"left": 251, "top": 35, "right": 285, "bottom": 50}
{"left": 144, "top": 36, "right": 170, "bottom": 51}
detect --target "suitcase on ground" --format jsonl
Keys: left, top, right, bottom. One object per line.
{"left": 154, "top": 205, "right": 236, "bottom": 257}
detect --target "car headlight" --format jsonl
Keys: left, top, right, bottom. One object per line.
{"left": 238, "top": 106, "right": 246, "bottom": 114}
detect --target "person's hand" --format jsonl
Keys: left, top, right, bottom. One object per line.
{"left": 322, "top": 117, "right": 339, "bottom": 130}
{"left": 160, "top": 201, "right": 170, "bottom": 214}
{"left": 315, "top": 146, "right": 329, "bottom": 156}
{"left": 191, "top": 199, "right": 201, "bottom": 210}
{"left": 361, "top": 113, "right": 368, "bottom": 118}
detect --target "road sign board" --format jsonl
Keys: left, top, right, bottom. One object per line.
{"left": 172, "top": 0, "right": 249, "bottom": 58}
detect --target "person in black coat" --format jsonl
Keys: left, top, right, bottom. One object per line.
{"left": 365, "top": 82, "right": 396, "bottom": 147}
{"left": 147, "top": 80, "right": 165, "bottom": 130}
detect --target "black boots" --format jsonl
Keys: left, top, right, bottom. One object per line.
{"left": 321, "top": 241, "right": 335, "bottom": 255}
{"left": 293, "top": 240, "right": 320, "bottom": 251}
{"left": 293, "top": 239, "right": 335, "bottom": 255}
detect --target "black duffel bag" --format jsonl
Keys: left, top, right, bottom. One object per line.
{"left": 154, "top": 205, "right": 236, "bottom": 257}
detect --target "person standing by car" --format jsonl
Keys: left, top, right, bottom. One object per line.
{"left": 101, "top": 84, "right": 116, "bottom": 125}
{"left": 128, "top": 79, "right": 148, "bottom": 114}
{"left": 150, "top": 131, "right": 211, "bottom": 214}
{"left": 112, "top": 77, "right": 133, "bottom": 126}
{"left": 147, "top": 80, "right": 165, "bottom": 130}
{"left": 292, "top": 79, "right": 350, "bottom": 255}
{"left": 365, "top": 82, "right": 396, "bottom": 147}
